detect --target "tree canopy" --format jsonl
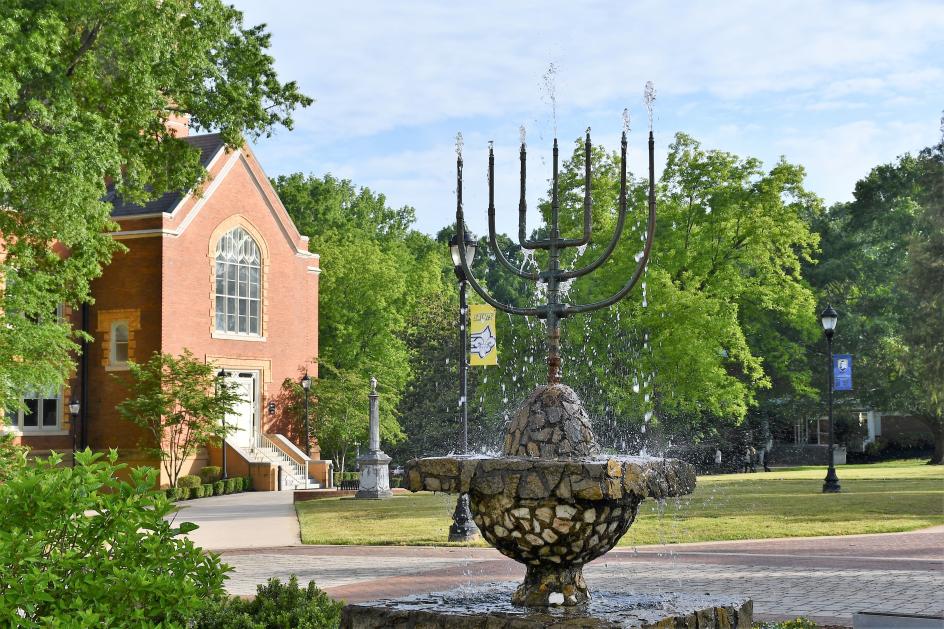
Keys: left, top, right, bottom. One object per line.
{"left": 0, "top": 0, "right": 310, "bottom": 409}
{"left": 809, "top": 137, "right": 944, "bottom": 462}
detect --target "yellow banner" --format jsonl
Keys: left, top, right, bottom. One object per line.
{"left": 469, "top": 304, "right": 498, "bottom": 366}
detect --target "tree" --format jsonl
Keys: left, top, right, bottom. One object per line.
{"left": 810, "top": 137, "right": 943, "bottom": 463}
{"left": 0, "top": 0, "right": 310, "bottom": 411}
{"left": 471, "top": 133, "right": 822, "bottom": 447}
{"left": 273, "top": 174, "right": 451, "bottom": 456}
{"left": 116, "top": 350, "right": 242, "bottom": 487}
{"left": 903, "top": 151, "right": 944, "bottom": 461}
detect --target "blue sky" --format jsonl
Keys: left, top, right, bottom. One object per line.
{"left": 231, "top": 1, "right": 943, "bottom": 237}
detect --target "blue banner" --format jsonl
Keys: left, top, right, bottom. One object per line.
{"left": 833, "top": 354, "right": 852, "bottom": 391}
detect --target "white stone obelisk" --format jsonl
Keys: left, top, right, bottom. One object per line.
{"left": 356, "top": 377, "right": 392, "bottom": 499}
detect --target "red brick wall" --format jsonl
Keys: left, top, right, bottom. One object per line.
{"left": 160, "top": 148, "right": 319, "bottom": 444}
{"left": 85, "top": 235, "right": 163, "bottom": 454}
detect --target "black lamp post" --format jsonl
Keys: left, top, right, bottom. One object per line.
{"left": 448, "top": 230, "right": 480, "bottom": 542}
{"left": 217, "top": 369, "right": 228, "bottom": 479}
{"left": 820, "top": 304, "right": 841, "bottom": 493}
{"left": 301, "top": 373, "right": 312, "bottom": 457}
{"left": 68, "top": 399, "right": 80, "bottom": 468}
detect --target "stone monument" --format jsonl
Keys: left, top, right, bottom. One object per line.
{"left": 355, "top": 377, "right": 392, "bottom": 499}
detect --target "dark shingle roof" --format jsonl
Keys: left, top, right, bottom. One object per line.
{"left": 108, "top": 133, "right": 227, "bottom": 217}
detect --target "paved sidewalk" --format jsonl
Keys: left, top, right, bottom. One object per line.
{"left": 171, "top": 491, "right": 300, "bottom": 550}
{"left": 219, "top": 527, "right": 944, "bottom": 627}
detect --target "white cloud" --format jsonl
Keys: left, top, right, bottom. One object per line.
{"left": 234, "top": 0, "right": 944, "bottom": 233}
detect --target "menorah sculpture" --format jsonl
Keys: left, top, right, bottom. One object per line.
{"left": 454, "top": 124, "right": 656, "bottom": 384}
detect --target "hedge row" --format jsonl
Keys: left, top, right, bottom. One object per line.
{"left": 167, "top": 475, "right": 252, "bottom": 500}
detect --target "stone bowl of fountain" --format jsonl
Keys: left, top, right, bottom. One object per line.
{"left": 405, "top": 383, "right": 695, "bottom": 607}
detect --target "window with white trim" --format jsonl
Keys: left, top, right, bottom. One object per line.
{"left": 6, "top": 389, "right": 61, "bottom": 431}
{"left": 214, "top": 227, "right": 261, "bottom": 336}
{"left": 110, "top": 321, "right": 129, "bottom": 367}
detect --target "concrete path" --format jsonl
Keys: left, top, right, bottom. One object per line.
{"left": 219, "top": 527, "right": 944, "bottom": 627}
{"left": 171, "top": 491, "right": 300, "bottom": 550}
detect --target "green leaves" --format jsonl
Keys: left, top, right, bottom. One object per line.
{"left": 115, "top": 349, "right": 242, "bottom": 487}
{"left": 0, "top": 0, "right": 310, "bottom": 412}
{"left": 0, "top": 449, "right": 229, "bottom": 626}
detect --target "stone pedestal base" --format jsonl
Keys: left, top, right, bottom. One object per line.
{"left": 355, "top": 451, "right": 392, "bottom": 500}
{"left": 512, "top": 564, "right": 588, "bottom": 607}
{"left": 341, "top": 583, "right": 753, "bottom": 628}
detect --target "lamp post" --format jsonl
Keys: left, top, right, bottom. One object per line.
{"left": 217, "top": 369, "right": 228, "bottom": 479}
{"left": 68, "top": 399, "right": 80, "bottom": 468}
{"left": 820, "top": 304, "right": 841, "bottom": 493}
{"left": 447, "top": 230, "right": 480, "bottom": 541}
{"left": 301, "top": 373, "right": 312, "bottom": 457}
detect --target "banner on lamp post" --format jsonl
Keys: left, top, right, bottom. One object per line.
{"left": 833, "top": 354, "right": 852, "bottom": 391}
{"left": 469, "top": 304, "right": 498, "bottom": 366}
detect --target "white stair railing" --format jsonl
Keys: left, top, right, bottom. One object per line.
{"left": 248, "top": 433, "right": 309, "bottom": 489}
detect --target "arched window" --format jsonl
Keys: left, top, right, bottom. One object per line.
{"left": 215, "top": 227, "right": 261, "bottom": 335}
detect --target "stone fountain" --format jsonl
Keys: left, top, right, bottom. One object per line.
{"left": 342, "top": 101, "right": 752, "bottom": 628}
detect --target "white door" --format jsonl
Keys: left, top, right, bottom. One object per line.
{"left": 224, "top": 371, "right": 258, "bottom": 449}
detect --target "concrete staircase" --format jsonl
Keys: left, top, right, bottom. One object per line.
{"left": 234, "top": 433, "right": 320, "bottom": 490}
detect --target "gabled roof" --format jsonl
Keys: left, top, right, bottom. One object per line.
{"left": 106, "top": 134, "right": 227, "bottom": 217}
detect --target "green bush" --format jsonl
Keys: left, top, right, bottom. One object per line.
{"left": 193, "top": 485, "right": 204, "bottom": 499}
{"left": 166, "top": 487, "right": 178, "bottom": 500}
{"left": 177, "top": 486, "right": 193, "bottom": 500}
{"left": 0, "top": 450, "right": 229, "bottom": 626}
{"left": 225, "top": 477, "right": 238, "bottom": 494}
{"left": 214, "top": 480, "right": 225, "bottom": 496}
{"left": 178, "top": 474, "right": 202, "bottom": 489}
{"left": 200, "top": 466, "right": 223, "bottom": 484}
{"left": 332, "top": 471, "right": 359, "bottom": 486}
{"left": 194, "top": 576, "right": 342, "bottom": 628}
{"left": 243, "top": 475, "right": 252, "bottom": 491}
{"left": 0, "top": 432, "right": 28, "bottom": 482}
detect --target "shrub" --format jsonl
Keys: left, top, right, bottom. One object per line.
{"left": 225, "top": 477, "right": 238, "bottom": 494}
{"left": 0, "top": 450, "right": 229, "bottom": 626}
{"left": 333, "top": 471, "right": 359, "bottom": 486}
{"left": 166, "top": 487, "right": 178, "bottom": 500}
{"left": 202, "top": 483, "right": 213, "bottom": 497}
{"left": 201, "top": 466, "right": 223, "bottom": 484}
{"left": 177, "top": 486, "right": 193, "bottom": 500}
{"left": 214, "top": 480, "right": 225, "bottom": 496}
{"left": 243, "top": 475, "right": 252, "bottom": 491}
{"left": 193, "top": 485, "right": 204, "bottom": 499}
{"left": 178, "top": 474, "right": 202, "bottom": 489}
{"left": 194, "top": 576, "right": 342, "bottom": 628}
{"left": 0, "top": 433, "right": 28, "bottom": 482}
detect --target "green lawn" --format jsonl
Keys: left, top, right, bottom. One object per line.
{"left": 296, "top": 460, "right": 944, "bottom": 546}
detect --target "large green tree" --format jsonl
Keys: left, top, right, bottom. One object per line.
{"left": 468, "top": 133, "right": 822, "bottom": 448}
{"left": 273, "top": 174, "right": 451, "bottom": 461}
{"left": 0, "top": 0, "right": 310, "bottom": 410}
{"left": 811, "top": 137, "right": 944, "bottom": 462}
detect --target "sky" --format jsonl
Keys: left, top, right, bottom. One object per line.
{"left": 231, "top": 1, "right": 944, "bottom": 237}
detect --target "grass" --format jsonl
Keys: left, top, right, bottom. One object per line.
{"left": 295, "top": 460, "right": 944, "bottom": 546}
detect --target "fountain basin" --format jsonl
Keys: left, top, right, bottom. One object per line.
{"left": 405, "top": 454, "right": 694, "bottom": 606}
{"left": 341, "top": 583, "right": 753, "bottom": 628}
{"left": 405, "top": 384, "right": 697, "bottom": 607}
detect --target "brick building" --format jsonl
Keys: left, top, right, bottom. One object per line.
{"left": 5, "top": 123, "right": 329, "bottom": 490}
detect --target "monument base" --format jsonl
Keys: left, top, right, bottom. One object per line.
{"left": 341, "top": 583, "right": 752, "bottom": 628}
{"left": 355, "top": 451, "right": 392, "bottom": 500}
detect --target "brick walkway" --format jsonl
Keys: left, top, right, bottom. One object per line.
{"left": 220, "top": 527, "right": 944, "bottom": 627}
